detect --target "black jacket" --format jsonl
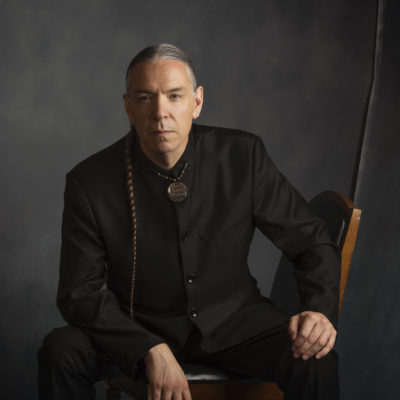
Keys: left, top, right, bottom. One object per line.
{"left": 57, "top": 124, "right": 340, "bottom": 378}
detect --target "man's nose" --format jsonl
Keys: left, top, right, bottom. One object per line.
{"left": 152, "top": 95, "right": 169, "bottom": 120}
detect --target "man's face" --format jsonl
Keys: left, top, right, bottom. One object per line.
{"left": 123, "top": 59, "right": 203, "bottom": 160}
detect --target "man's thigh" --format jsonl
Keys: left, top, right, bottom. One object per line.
{"left": 175, "top": 322, "right": 292, "bottom": 379}
{"left": 209, "top": 323, "right": 292, "bottom": 379}
{"left": 38, "top": 324, "right": 122, "bottom": 382}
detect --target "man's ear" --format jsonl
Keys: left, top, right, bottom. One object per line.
{"left": 123, "top": 93, "right": 135, "bottom": 125}
{"left": 192, "top": 86, "right": 204, "bottom": 120}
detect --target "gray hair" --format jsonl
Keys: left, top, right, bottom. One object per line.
{"left": 125, "top": 43, "right": 197, "bottom": 94}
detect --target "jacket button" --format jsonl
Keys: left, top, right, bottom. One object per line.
{"left": 186, "top": 273, "right": 196, "bottom": 284}
{"left": 189, "top": 307, "right": 198, "bottom": 318}
{"left": 181, "top": 231, "right": 189, "bottom": 241}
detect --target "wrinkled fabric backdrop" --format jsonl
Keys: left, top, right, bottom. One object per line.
{"left": 0, "top": 0, "right": 399, "bottom": 399}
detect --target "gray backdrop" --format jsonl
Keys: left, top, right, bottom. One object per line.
{"left": 0, "top": 0, "right": 398, "bottom": 399}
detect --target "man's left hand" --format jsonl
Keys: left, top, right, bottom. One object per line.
{"left": 288, "top": 311, "right": 337, "bottom": 360}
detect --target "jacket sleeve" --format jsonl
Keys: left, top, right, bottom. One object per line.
{"left": 57, "top": 172, "right": 164, "bottom": 379}
{"left": 251, "top": 136, "right": 340, "bottom": 327}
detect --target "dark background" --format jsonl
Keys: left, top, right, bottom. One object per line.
{"left": 0, "top": 0, "right": 399, "bottom": 399}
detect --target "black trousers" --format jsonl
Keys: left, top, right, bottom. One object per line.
{"left": 38, "top": 323, "right": 339, "bottom": 400}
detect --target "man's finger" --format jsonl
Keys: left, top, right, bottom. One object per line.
{"left": 315, "top": 331, "right": 336, "bottom": 359}
{"left": 301, "top": 327, "right": 331, "bottom": 360}
{"left": 288, "top": 315, "right": 299, "bottom": 341}
{"left": 297, "top": 315, "right": 318, "bottom": 340}
{"left": 171, "top": 392, "right": 181, "bottom": 400}
{"left": 161, "top": 388, "right": 172, "bottom": 400}
{"left": 151, "top": 386, "right": 161, "bottom": 400}
{"left": 182, "top": 387, "right": 192, "bottom": 400}
{"left": 294, "top": 323, "right": 324, "bottom": 358}
{"left": 291, "top": 315, "right": 317, "bottom": 354}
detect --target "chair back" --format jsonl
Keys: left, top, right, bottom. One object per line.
{"left": 270, "top": 191, "right": 361, "bottom": 316}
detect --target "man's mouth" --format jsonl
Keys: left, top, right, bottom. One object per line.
{"left": 152, "top": 130, "right": 173, "bottom": 135}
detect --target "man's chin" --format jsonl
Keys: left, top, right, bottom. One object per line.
{"left": 152, "top": 141, "right": 174, "bottom": 154}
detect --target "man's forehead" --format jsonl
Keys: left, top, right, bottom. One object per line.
{"left": 128, "top": 59, "right": 192, "bottom": 89}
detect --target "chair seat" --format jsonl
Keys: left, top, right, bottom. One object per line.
{"left": 109, "top": 364, "right": 268, "bottom": 399}
{"left": 182, "top": 363, "right": 266, "bottom": 383}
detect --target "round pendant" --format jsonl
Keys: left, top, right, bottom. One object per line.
{"left": 167, "top": 181, "right": 188, "bottom": 202}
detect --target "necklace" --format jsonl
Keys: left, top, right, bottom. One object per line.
{"left": 156, "top": 162, "right": 189, "bottom": 202}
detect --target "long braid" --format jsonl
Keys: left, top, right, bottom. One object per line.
{"left": 125, "top": 131, "right": 137, "bottom": 319}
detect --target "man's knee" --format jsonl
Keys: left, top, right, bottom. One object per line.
{"left": 38, "top": 325, "right": 96, "bottom": 374}
{"left": 275, "top": 348, "right": 338, "bottom": 389}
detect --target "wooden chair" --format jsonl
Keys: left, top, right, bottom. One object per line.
{"left": 107, "top": 191, "right": 361, "bottom": 400}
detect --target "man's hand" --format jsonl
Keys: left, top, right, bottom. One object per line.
{"left": 144, "top": 343, "right": 192, "bottom": 400}
{"left": 288, "top": 311, "right": 337, "bottom": 361}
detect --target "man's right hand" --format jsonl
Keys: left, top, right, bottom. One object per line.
{"left": 144, "top": 343, "right": 192, "bottom": 400}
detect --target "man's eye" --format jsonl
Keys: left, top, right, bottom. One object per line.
{"left": 169, "top": 93, "right": 182, "bottom": 100}
{"left": 138, "top": 95, "right": 151, "bottom": 102}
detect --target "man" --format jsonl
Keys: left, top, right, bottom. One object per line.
{"left": 38, "top": 44, "right": 340, "bottom": 400}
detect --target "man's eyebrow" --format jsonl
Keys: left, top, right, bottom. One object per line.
{"left": 132, "top": 87, "right": 187, "bottom": 95}
{"left": 133, "top": 89, "right": 154, "bottom": 95}
{"left": 167, "top": 86, "right": 186, "bottom": 93}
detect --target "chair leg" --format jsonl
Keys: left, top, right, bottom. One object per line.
{"left": 145, "top": 382, "right": 283, "bottom": 400}
{"left": 106, "top": 380, "right": 122, "bottom": 400}
{"left": 188, "top": 382, "right": 284, "bottom": 400}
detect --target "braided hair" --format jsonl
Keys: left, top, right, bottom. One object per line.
{"left": 124, "top": 131, "right": 137, "bottom": 319}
